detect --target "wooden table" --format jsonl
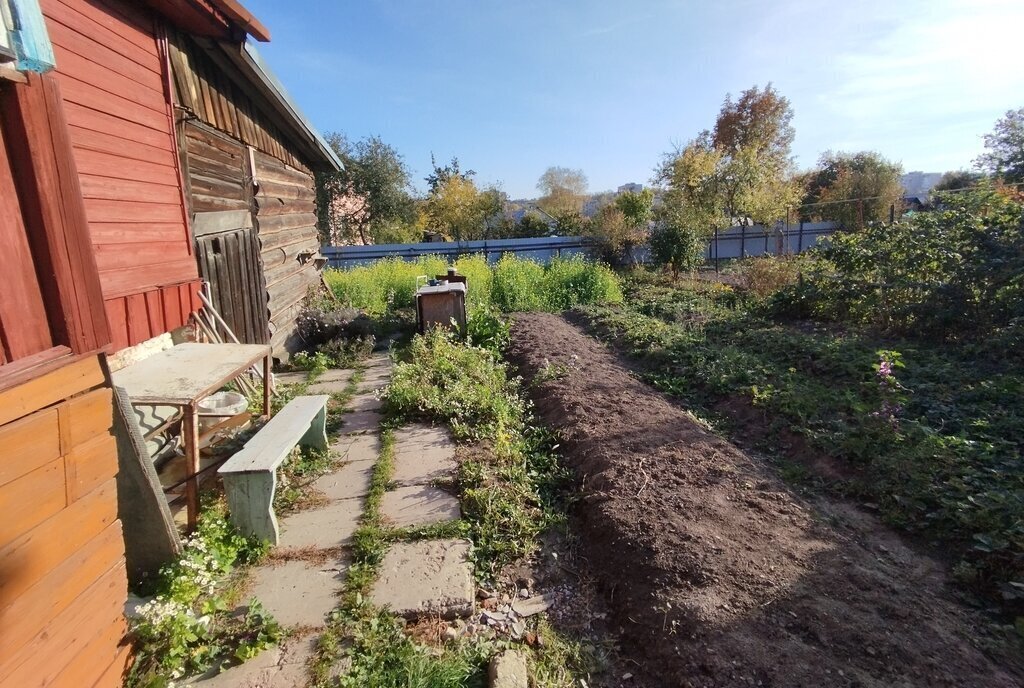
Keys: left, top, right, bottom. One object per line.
{"left": 111, "top": 342, "right": 271, "bottom": 530}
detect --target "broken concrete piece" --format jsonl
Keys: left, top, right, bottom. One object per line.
{"left": 510, "top": 593, "right": 554, "bottom": 617}
{"left": 370, "top": 539, "right": 474, "bottom": 619}
{"left": 488, "top": 650, "right": 529, "bottom": 688}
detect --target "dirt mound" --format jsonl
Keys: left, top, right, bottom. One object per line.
{"left": 508, "top": 312, "right": 1022, "bottom": 688}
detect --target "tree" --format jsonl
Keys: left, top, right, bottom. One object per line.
{"left": 933, "top": 170, "right": 983, "bottom": 194}
{"left": 975, "top": 107, "right": 1024, "bottom": 184}
{"left": 713, "top": 83, "right": 795, "bottom": 173}
{"left": 420, "top": 175, "right": 502, "bottom": 241}
{"left": 317, "top": 133, "right": 414, "bottom": 245}
{"left": 801, "top": 151, "right": 904, "bottom": 230}
{"left": 649, "top": 204, "right": 707, "bottom": 275}
{"left": 614, "top": 188, "right": 654, "bottom": 228}
{"left": 537, "top": 167, "right": 588, "bottom": 219}
{"left": 424, "top": 155, "right": 476, "bottom": 194}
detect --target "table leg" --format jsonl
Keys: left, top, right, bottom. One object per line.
{"left": 183, "top": 401, "right": 200, "bottom": 531}
{"left": 263, "top": 354, "right": 272, "bottom": 419}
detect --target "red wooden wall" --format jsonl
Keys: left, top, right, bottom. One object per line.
{"left": 41, "top": 0, "right": 202, "bottom": 351}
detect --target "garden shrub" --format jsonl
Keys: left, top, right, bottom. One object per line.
{"left": 772, "top": 186, "right": 1024, "bottom": 340}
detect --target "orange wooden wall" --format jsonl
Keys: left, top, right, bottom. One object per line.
{"left": 42, "top": 0, "right": 202, "bottom": 351}
{"left": 0, "top": 356, "right": 129, "bottom": 687}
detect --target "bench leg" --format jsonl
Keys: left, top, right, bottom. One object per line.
{"left": 223, "top": 471, "right": 279, "bottom": 545}
{"left": 298, "top": 404, "right": 328, "bottom": 451}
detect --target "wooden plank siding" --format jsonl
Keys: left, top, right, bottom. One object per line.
{"left": 167, "top": 30, "right": 307, "bottom": 169}
{"left": 41, "top": 0, "right": 202, "bottom": 351}
{"left": 0, "top": 356, "right": 129, "bottom": 688}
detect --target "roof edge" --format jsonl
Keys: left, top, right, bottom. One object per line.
{"left": 209, "top": 0, "right": 271, "bottom": 42}
{"left": 219, "top": 40, "right": 342, "bottom": 172}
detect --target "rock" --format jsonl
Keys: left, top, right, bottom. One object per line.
{"left": 511, "top": 593, "right": 554, "bottom": 618}
{"left": 488, "top": 650, "right": 529, "bottom": 688}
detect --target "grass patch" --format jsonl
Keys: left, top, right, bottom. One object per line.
{"left": 323, "top": 254, "right": 621, "bottom": 318}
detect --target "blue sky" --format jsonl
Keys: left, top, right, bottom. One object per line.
{"left": 244, "top": 0, "right": 1024, "bottom": 198}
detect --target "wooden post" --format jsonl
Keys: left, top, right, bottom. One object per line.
{"left": 262, "top": 353, "right": 271, "bottom": 419}
{"left": 183, "top": 402, "right": 200, "bottom": 531}
{"left": 714, "top": 228, "right": 719, "bottom": 272}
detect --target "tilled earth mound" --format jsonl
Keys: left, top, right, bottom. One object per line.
{"left": 508, "top": 312, "right": 1022, "bottom": 688}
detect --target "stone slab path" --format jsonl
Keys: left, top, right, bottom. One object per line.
{"left": 197, "top": 352, "right": 476, "bottom": 686}
{"left": 194, "top": 354, "right": 391, "bottom": 688}
{"left": 372, "top": 421, "right": 472, "bottom": 618}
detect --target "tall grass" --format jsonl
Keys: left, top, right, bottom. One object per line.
{"left": 323, "top": 254, "right": 620, "bottom": 315}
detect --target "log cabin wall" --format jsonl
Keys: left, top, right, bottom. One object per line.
{"left": 41, "top": 0, "right": 204, "bottom": 352}
{"left": 253, "top": 149, "right": 320, "bottom": 355}
{"left": 168, "top": 31, "right": 322, "bottom": 358}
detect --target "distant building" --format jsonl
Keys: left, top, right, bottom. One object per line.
{"left": 901, "top": 172, "right": 943, "bottom": 197}
{"left": 617, "top": 182, "right": 644, "bottom": 194}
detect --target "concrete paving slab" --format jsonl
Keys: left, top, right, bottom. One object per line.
{"left": 330, "top": 434, "right": 380, "bottom": 463}
{"left": 307, "top": 369, "right": 354, "bottom": 395}
{"left": 381, "top": 485, "right": 461, "bottom": 528}
{"left": 187, "top": 633, "right": 317, "bottom": 687}
{"left": 338, "top": 409, "right": 383, "bottom": 435}
{"left": 370, "top": 539, "right": 474, "bottom": 619}
{"left": 314, "top": 461, "right": 375, "bottom": 500}
{"left": 348, "top": 391, "right": 383, "bottom": 412}
{"left": 392, "top": 425, "right": 456, "bottom": 486}
{"left": 278, "top": 498, "right": 363, "bottom": 549}
{"left": 247, "top": 558, "right": 346, "bottom": 628}
{"left": 273, "top": 371, "right": 309, "bottom": 387}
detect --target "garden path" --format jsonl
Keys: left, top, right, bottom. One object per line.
{"left": 191, "top": 353, "right": 473, "bottom": 687}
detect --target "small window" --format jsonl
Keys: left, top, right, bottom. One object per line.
{"left": 0, "top": 0, "right": 55, "bottom": 73}
{"left": 0, "top": 1, "right": 16, "bottom": 63}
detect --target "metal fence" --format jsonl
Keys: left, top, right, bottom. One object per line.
{"left": 321, "top": 222, "right": 840, "bottom": 270}
{"left": 321, "top": 236, "right": 596, "bottom": 269}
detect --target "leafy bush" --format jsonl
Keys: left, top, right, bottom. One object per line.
{"left": 490, "top": 254, "right": 546, "bottom": 311}
{"left": 773, "top": 186, "right": 1024, "bottom": 340}
{"left": 128, "top": 506, "right": 280, "bottom": 686}
{"left": 730, "top": 255, "right": 807, "bottom": 299}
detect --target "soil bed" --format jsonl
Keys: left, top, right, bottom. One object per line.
{"left": 508, "top": 312, "right": 1023, "bottom": 688}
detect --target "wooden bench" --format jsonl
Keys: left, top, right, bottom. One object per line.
{"left": 219, "top": 395, "right": 330, "bottom": 544}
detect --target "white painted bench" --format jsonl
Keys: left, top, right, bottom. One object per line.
{"left": 219, "top": 395, "right": 330, "bottom": 544}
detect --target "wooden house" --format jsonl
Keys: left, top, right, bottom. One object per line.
{"left": 0, "top": 1, "right": 335, "bottom": 685}
{"left": 168, "top": 34, "right": 341, "bottom": 356}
